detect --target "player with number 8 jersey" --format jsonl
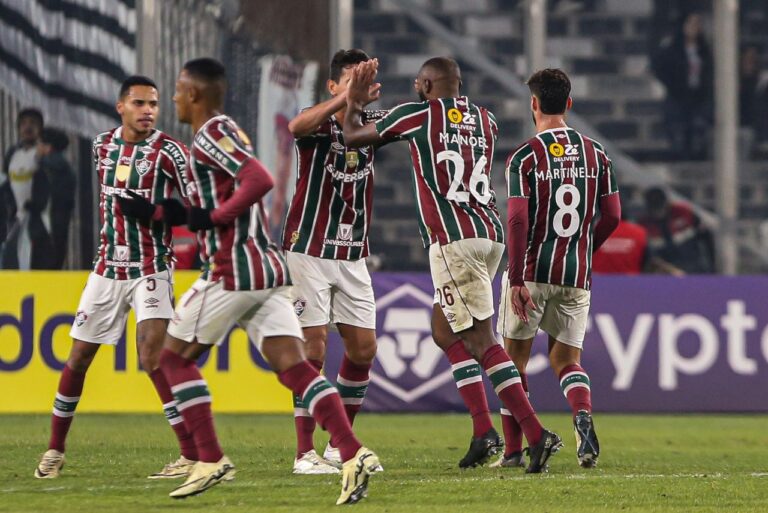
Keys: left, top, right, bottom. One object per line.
{"left": 496, "top": 68, "right": 620, "bottom": 471}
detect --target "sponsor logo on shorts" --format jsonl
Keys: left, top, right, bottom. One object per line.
{"left": 293, "top": 298, "right": 307, "bottom": 317}
{"left": 445, "top": 312, "right": 456, "bottom": 323}
{"left": 145, "top": 297, "right": 159, "bottom": 309}
{"left": 75, "top": 311, "right": 88, "bottom": 326}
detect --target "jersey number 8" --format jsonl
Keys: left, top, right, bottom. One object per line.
{"left": 553, "top": 184, "right": 581, "bottom": 237}
{"left": 437, "top": 150, "right": 492, "bottom": 205}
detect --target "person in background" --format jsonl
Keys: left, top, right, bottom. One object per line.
{"left": 638, "top": 187, "right": 714, "bottom": 274}
{"left": 37, "top": 128, "right": 75, "bottom": 269}
{"left": 2, "top": 108, "right": 54, "bottom": 269}
{"left": 651, "top": 12, "right": 713, "bottom": 160}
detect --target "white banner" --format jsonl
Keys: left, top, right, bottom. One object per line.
{"left": 257, "top": 55, "right": 317, "bottom": 238}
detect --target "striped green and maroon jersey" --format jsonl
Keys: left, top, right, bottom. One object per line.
{"left": 506, "top": 127, "right": 619, "bottom": 290}
{"left": 92, "top": 127, "right": 189, "bottom": 279}
{"left": 189, "top": 114, "right": 290, "bottom": 291}
{"left": 282, "top": 110, "right": 386, "bottom": 260}
{"left": 374, "top": 96, "right": 503, "bottom": 247}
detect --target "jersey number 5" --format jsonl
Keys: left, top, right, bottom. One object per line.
{"left": 437, "top": 150, "right": 492, "bottom": 205}
{"left": 553, "top": 184, "right": 581, "bottom": 237}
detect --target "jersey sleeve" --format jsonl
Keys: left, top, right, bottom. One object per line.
{"left": 596, "top": 146, "right": 619, "bottom": 197}
{"left": 160, "top": 139, "right": 191, "bottom": 199}
{"left": 195, "top": 119, "right": 254, "bottom": 177}
{"left": 506, "top": 143, "right": 533, "bottom": 198}
{"left": 295, "top": 117, "right": 332, "bottom": 148}
{"left": 374, "top": 102, "right": 427, "bottom": 140}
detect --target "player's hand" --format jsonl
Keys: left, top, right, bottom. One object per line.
{"left": 187, "top": 207, "right": 214, "bottom": 231}
{"left": 160, "top": 198, "right": 187, "bottom": 226}
{"left": 510, "top": 284, "right": 535, "bottom": 323}
{"left": 117, "top": 190, "right": 156, "bottom": 224}
{"left": 347, "top": 59, "right": 379, "bottom": 106}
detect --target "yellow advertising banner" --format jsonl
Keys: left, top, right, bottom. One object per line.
{"left": 0, "top": 271, "right": 292, "bottom": 413}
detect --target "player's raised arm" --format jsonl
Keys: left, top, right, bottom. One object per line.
{"left": 343, "top": 60, "right": 383, "bottom": 148}
{"left": 288, "top": 94, "right": 348, "bottom": 138}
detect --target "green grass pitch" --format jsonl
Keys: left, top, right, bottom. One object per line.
{"left": 2, "top": 413, "right": 768, "bottom": 512}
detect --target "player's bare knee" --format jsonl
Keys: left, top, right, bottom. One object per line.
{"left": 262, "top": 336, "right": 306, "bottom": 373}
{"left": 346, "top": 340, "right": 376, "bottom": 364}
{"left": 67, "top": 341, "right": 99, "bottom": 372}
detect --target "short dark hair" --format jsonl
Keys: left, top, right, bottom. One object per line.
{"left": 183, "top": 57, "right": 227, "bottom": 84}
{"left": 119, "top": 75, "right": 158, "bottom": 98}
{"left": 40, "top": 127, "right": 69, "bottom": 152}
{"left": 330, "top": 49, "right": 370, "bottom": 82}
{"left": 17, "top": 107, "right": 43, "bottom": 127}
{"left": 526, "top": 68, "right": 571, "bottom": 115}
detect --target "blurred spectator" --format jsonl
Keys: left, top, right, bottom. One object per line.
{"left": 171, "top": 225, "right": 201, "bottom": 270}
{"left": 651, "top": 12, "right": 713, "bottom": 159}
{"left": 37, "top": 128, "right": 75, "bottom": 269}
{"left": 592, "top": 201, "right": 648, "bottom": 275}
{"left": 1, "top": 108, "right": 55, "bottom": 269}
{"left": 638, "top": 187, "right": 715, "bottom": 274}
{"left": 739, "top": 45, "right": 768, "bottom": 146}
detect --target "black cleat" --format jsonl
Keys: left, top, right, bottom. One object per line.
{"left": 458, "top": 428, "right": 504, "bottom": 469}
{"left": 525, "top": 429, "right": 563, "bottom": 473}
{"left": 574, "top": 410, "right": 600, "bottom": 468}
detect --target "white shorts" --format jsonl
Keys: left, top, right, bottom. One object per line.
{"left": 285, "top": 252, "right": 376, "bottom": 330}
{"left": 166, "top": 278, "right": 303, "bottom": 351}
{"left": 69, "top": 270, "right": 174, "bottom": 345}
{"left": 497, "top": 272, "right": 591, "bottom": 348}
{"left": 429, "top": 238, "right": 504, "bottom": 333}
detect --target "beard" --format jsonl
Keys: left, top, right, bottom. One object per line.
{"left": 531, "top": 113, "right": 536, "bottom": 127}
{"left": 417, "top": 90, "right": 427, "bottom": 102}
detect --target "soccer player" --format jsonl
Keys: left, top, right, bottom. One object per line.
{"left": 496, "top": 68, "right": 620, "bottom": 469}
{"left": 343, "top": 57, "right": 562, "bottom": 473}
{"left": 282, "top": 49, "right": 386, "bottom": 474}
{"left": 128, "top": 58, "right": 379, "bottom": 503}
{"left": 34, "top": 76, "right": 196, "bottom": 479}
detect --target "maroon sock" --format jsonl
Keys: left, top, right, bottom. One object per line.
{"left": 559, "top": 364, "right": 592, "bottom": 416}
{"left": 279, "top": 360, "right": 362, "bottom": 462}
{"left": 149, "top": 368, "right": 198, "bottom": 460}
{"left": 444, "top": 340, "right": 493, "bottom": 437}
{"left": 159, "top": 349, "right": 223, "bottom": 463}
{"left": 336, "top": 354, "right": 371, "bottom": 425}
{"left": 500, "top": 373, "right": 527, "bottom": 456}
{"left": 294, "top": 359, "right": 323, "bottom": 457}
{"left": 481, "top": 345, "right": 542, "bottom": 446}
{"left": 49, "top": 365, "right": 86, "bottom": 452}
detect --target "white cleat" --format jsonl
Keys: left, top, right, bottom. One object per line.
{"left": 169, "top": 456, "right": 235, "bottom": 499}
{"left": 293, "top": 449, "right": 341, "bottom": 474}
{"left": 323, "top": 444, "right": 342, "bottom": 467}
{"left": 34, "top": 449, "right": 65, "bottom": 479}
{"left": 148, "top": 455, "right": 196, "bottom": 479}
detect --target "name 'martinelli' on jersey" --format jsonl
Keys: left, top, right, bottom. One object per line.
{"left": 91, "top": 127, "right": 190, "bottom": 280}
{"left": 506, "top": 127, "right": 619, "bottom": 290}
{"left": 374, "top": 96, "right": 503, "bottom": 247}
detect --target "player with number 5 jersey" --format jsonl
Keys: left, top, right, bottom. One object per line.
{"left": 343, "top": 57, "right": 562, "bottom": 474}
{"left": 496, "top": 68, "right": 620, "bottom": 470}
{"left": 35, "top": 76, "right": 199, "bottom": 482}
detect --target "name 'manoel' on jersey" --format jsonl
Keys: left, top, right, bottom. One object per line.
{"left": 506, "top": 127, "right": 619, "bottom": 290}
{"left": 374, "top": 96, "right": 503, "bottom": 247}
